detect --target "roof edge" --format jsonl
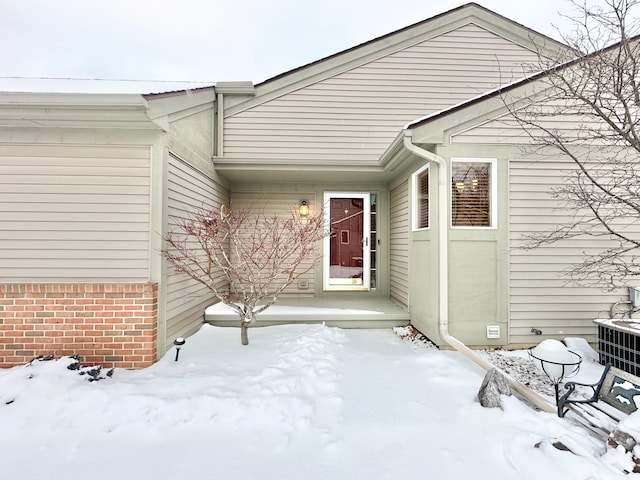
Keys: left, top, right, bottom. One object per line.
{"left": 404, "top": 32, "right": 640, "bottom": 131}
{"left": 0, "top": 91, "right": 149, "bottom": 108}
{"left": 256, "top": 3, "right": 567, "bottom": 88}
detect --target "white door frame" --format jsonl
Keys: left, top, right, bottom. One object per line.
{"left": 323, "top": 192, "right": 371, "bottom": 291}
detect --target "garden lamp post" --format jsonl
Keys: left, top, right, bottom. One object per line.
{"left": 173, "top": 337, "right": 186, "bottom": 361}
{"left": 529, "top": 339, "right": 582, "bottom": 416}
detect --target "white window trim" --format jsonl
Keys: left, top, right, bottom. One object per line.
{"left": 450, "top": 158, "right": 497, "bottom": 230}
{"left": 411, "top": 163, "right": 430, "bottom": 231}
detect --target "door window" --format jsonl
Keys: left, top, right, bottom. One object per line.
{"left": 324, "top": 192, "right": 371, "bottom": 290}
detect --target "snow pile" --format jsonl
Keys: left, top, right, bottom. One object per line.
{"left": 0, "top": 324, "right": 633, "bottom": 479}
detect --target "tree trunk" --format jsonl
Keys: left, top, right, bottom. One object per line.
{"left": 239, "top": 307, "right": 256, "bottom": 346}
{"left": 241, "top": 322, "right": 249, "bottom": 345}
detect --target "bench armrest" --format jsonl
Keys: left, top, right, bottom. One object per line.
{"left": 557, "top": 364, "right": 611, "bottom": 417}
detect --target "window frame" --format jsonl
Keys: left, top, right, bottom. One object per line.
{"left": 411, "top": 164, "right": 430, "bottom": 231}
{"left": 450, "top": 158, "right": 497, "bottom": 229}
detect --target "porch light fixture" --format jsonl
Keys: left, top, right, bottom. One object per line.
{"left": 529, "top": 339, "right": 582, "bottom": 416}
{"left": 299, "top": 200, "right": 309, "bottom": 216}
{"left": 173, "top": 337, "right": 186, "bottom": 361}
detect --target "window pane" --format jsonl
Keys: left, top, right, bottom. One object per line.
{"left": 329, "top": 197, "right": 364, "bottom": 281}
{"left": 417, "top": 169, "right": 429, "bottom": 229}
{"left": 451, "top": 162, "right": 491, "bottom": 227}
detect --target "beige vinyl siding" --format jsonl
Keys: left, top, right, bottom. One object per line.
{"left": 390, "top": 181, "right": 409, "bottom": 308}
{"left": 167, "top": 107, "right": 215, "bottom": 171}
{"left": 0, "top": 144, "right": 151, "bottom": 281}
{"left": 452, "top": 98, "right": 606, "bottom": 145}
{"left": 452, "top": 118, "right": 535, "bottom": 144}
{"left": 230, "top": 191, "right": 317, "bottom": 297}
{"left": 508, "top": 158, "right": 635, "bottom": 344}
{"left": 165, "top": 154, "right": 229, "bottom": 341}
{"left": 224, "top": 24, "right": 540, "bottom": 164}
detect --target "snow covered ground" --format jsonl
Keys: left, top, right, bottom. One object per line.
{"left": 0, "top": 323, "right": 637, "bottom": 479}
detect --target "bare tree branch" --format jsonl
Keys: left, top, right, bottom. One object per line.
{"left": 506, "top": 0, "right": 640, "bottom": 289}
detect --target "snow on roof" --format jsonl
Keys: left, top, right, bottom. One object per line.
{"left": 0, "top": 77, "right": 215, "bottom": 95}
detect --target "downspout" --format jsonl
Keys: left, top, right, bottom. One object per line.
{"left": 402, "top": 131, "right": 554, "bottom": 413}
{"left": 216, "top": 92, "right": 224, "bottom": 157}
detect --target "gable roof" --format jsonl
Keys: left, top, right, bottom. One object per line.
{"left": 403, "top": 31, "right": 640, "bottom": 135}
{"left": 258, "top": 3, "right": 566, "bottom": 88}
{"left": 223, "top": 3, "right": 569, "bottom": 115}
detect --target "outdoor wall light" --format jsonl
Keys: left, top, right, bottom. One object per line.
{"left": 173, "top": 337, "right": 186, "bottom": 361}
{"left": 299, "top": 200, "right": 309, "bottom": 216}
{"left": 529, "top": 339, "right": 582, "bottom": 416}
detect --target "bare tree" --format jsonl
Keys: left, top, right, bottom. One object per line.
{"left": 163, "top": 204, "right": 327, "bottom": 345}
{"left": 507, "top": 0, "right": 640, "bottom": 289}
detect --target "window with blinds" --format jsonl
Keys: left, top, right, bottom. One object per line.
{"left": 451, "top": 160, "right": 493, "bottom": 227}
{"left": 412, "top": 164, "right": 429, "bottom": 230}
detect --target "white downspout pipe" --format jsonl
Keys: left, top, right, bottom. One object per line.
{"left": 402, "top": 131, "right": 554, "bottom": 413}
{"left": 216, "top": 92, "right": 224, "bottom": 157}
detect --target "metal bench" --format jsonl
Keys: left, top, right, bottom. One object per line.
{"left": 558, "top": 364, "right": 640, "bottom": 438}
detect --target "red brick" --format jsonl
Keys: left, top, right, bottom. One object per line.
{"left": 0, "top": 282, "right": 158, "bottom": 369}
{"left": 15, "top": 299, "right": 34, "bottom": 306}
{"left": 23, "top": 318, "right": 45, "bottom": 325}
{"left": 133, "top": 349, "right": 156, "bottom": 355}
{"left": 74, "top": 299, "right": 96, "bottom": 305}
{"left": 55, "top": 299, "right": 76, "bottom": 305}
{"left": 64, "top": 318, "right": 86, "bottom": 324}
{"left": 15, "top": 325, "right": 35, "bottom": 331}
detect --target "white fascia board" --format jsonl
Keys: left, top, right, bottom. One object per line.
{"left": 0, "top": 92, "right": 161, "bottom": 130}
{"left": 0, "top": 92, "right": 149, "bottom": 108}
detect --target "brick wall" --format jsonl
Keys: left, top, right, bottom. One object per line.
{"left": 0, "top": 283, "right": 158, "bottom": 369}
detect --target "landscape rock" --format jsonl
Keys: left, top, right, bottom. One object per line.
{"left": 478, "top": 368, "right": 512, "bottom": 408}
{"left": 534, "top": 439, "right": 575, "bottom": 454}
{"left": 609, "top": 428, "right": 638, "bottom": 452}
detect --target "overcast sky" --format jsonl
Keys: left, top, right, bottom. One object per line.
{"left": 1, "top": 0, "right": 581, "bottom": 85}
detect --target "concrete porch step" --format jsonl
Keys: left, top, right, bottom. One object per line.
{"left": 204, "top": 297, "right": 410, "bottom": 329}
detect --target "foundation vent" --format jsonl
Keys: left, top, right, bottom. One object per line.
{"left": 486, "top": 325, "right": 501, "bottom": 339}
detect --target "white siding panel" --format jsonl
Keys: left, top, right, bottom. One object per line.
{"left": 508, "top": 158, "right": 639, "bottom": 344}
{"left": 0, "top": 144, "right": 151, "bottom": 281}
{"left": 452, "top": 99, "right": 604, "bottom": 145}
{"left": 224, "top": 24, "right": 541, "bottom": 164}
{"left": 165, "top": 154, "right": 229, "bottom": 341}
{"left": 390, "top": 181, "right": 409, "bottom": 307}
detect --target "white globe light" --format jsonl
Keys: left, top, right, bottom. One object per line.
{"left": 529, "top": 339, "right": 581, "bottom": 383}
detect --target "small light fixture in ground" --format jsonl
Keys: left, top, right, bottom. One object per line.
{"left": 173, "top": 337, "right": 186, "bottom": 361}
{"left": 529, "top": 339, "right": 582, "bottom": 416}
{"left": 299, "top": 200, "right": 309, "bottom": 216}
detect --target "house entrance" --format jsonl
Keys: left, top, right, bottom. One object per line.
{"left": 324, "top": 192, "right": 370, "bottom": 290}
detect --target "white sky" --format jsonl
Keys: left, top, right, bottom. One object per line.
{"left": 0, "top": 0, "right": 580, "bottom": 85}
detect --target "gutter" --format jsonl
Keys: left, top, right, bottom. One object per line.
{"left": 402, "top": 131, "right": 555, "bottom": 414}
